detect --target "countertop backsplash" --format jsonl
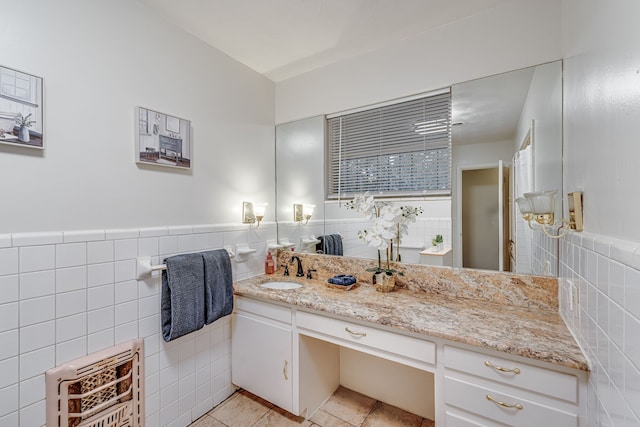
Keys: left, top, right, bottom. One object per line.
{"left": 277, "top": 251, "right": 558, "bottom": 312}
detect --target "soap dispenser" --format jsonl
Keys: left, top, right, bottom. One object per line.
{"left": 265, "top": 251, "right": 275, "bottom": 275}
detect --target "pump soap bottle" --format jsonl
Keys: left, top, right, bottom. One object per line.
{"left": 265, "top": 251, "right": 275, "bottom": 275}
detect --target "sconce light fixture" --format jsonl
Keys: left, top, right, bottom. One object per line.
{"left": 243, "top": 202, "right": 267, "bottom": 228}
{"left": 515, "top": 191, "right": 583, "bottom": 239}
{"left": 293, "top": 204, "right": 315, "bottom": 224}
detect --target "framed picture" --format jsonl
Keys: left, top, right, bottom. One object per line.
{"left": 135, "top": 106, "right": 191, "bottom": 169}
{"left": 0, "top": 65, "right": 44, "bottom": 149}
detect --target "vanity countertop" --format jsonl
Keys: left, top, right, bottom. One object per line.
{"left": 233, "top": 273, "right": 589, "bottom": 372}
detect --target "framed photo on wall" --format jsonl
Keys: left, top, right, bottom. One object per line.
{"left": 0, "top": 65, "right": 44, "bottom": 149}
{"left": 135, "top": 106, "right": 192, "bottom": 169}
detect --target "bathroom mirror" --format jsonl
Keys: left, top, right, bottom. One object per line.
{"left": 275, "top": 61, "right": 563, "bottom": 277}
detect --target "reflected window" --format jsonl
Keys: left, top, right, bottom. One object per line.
{"left": 327, "top": 90, "right": 451, "bottom": 198}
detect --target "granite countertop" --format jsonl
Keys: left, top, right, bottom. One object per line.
{"left": 233, "top": 273, "right": 589, "bottom": 372}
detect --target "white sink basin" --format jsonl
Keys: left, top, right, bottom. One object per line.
{"left": 260, "top": 281, "right": 302, "bottom": 290}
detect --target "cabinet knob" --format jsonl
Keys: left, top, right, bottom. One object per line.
{"left": 283, "top": 360, "right": 288, "bottom": 380}
{"left": 484, "top": 360, "right": 521, "bottom": 374}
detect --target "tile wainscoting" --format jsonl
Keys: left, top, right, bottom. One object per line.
{"left": 277, "top": 217, "right": 451, "bottom": 261}
{"left": 559, "top": 231, "right": 640, "bottom": 426}
{"left": 0, "top": 222, "right": 275, "bottom": 427}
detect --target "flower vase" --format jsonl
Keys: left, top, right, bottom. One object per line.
{"left": 374, "top": 272, "right": 395, "bottom": 293}
{"left": 18, "top": 126, "right": 29, "bottom": 143}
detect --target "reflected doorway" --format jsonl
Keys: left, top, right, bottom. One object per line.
{"left": 460, "top": 163, "right": 509, "bottom": 271}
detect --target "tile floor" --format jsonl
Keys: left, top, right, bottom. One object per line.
{"left": 190, "top": 386, "right": 435, "bottom": 427}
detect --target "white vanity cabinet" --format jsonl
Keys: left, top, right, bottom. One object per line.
{"left": 443, "top": 345, "right": 583, "bottom": 427}
{"left": 231, "top": 296, "right": 296, "bottom": 414}
{"left": 230, "top": 293, "right": 587, "bottom": 426}
{"left": 296, "top": 310, "right": 436, "bottom": 370}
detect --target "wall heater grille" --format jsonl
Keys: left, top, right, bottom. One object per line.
{"left": 46, "top": 339, "right": 144, "bottom": 427}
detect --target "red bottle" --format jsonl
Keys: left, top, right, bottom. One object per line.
{"left": 265, "top": 252, "right": 275, "bottom": 275}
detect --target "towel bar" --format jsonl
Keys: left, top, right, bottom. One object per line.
{"left": 136, "top": 249, "right": 235, "bottom": 280}
{"left": 136, "top": 257, "right": 166, "bottom": 280}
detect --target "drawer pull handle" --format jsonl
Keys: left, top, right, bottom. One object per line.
{"left": 484, "top": 360, "right": 521, "bottom": 374}
{"left": 283, "top": 360, "right": 288, "bottom": 380}
{"left": 345, "top": 327, "right": 367, "bottom": 337}
{"left": 486, "top": 394, "right": 523, "bottom": 410}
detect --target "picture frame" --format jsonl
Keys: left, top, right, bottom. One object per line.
{"left": 0, "top": 65, "right": 44, "bottom": 149}
{"left": 135, "top": 106, "right": 191, "bottom": 169}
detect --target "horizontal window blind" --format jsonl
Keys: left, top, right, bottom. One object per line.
{"left": 327, "top": 91, "right": 451, "bottom": 198}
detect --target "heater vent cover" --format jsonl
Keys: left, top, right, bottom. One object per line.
{"left": 46, "top": 339, "right": 144, "bottom": 427}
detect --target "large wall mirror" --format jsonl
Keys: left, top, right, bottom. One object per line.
{"left": 275, "top": 61, "right": 563, "bottom": 277}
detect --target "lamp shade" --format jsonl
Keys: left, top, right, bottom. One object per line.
{"left": 524, "top": 190, "right": 556, "bottom": 214}
{"left": 515, "top": 197, "right": 533, "bottom": 215}
{"left": 303, "top": 204, "right": 315, "bottom": 216}
{"left": 253, "top": 203, "right": 267, "bottom": 217}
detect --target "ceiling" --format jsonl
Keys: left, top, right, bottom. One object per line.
{"left": 452, "top": 67, "right": 534, "bottom": 145}
{"left": 139, "top": 0, "right": 510, "bottom": 82}
{"left": 139, "top": 0, "right": 533, "bottom": 146}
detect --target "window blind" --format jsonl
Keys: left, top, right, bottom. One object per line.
{"left": 327, "top": 90, "right": 451, "bottom": 199}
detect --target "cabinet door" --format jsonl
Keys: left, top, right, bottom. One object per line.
{"left": 231, "top": 312, "right": 293, "bottom": 413}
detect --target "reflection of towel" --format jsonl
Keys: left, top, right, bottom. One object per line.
{"left": 161, "top": 253, "right": 206, "bottom": 342}
{"left": 202, "top": 249, "right": 234, "bottom": 325}
{"left": 317, "top": 235, "right": 330, "bottom": 254}
{"left": 317, "top": 234, "right": 343, "bottom": 256}
{"left": 333, "top": 234, "right": 343, "bottom": 256}
{"left": 328, "top": 275, "right": 356, "bottom": 286}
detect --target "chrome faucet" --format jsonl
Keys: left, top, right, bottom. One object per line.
{"left": 290, "top": 256, "right": 304, "bottom": 277}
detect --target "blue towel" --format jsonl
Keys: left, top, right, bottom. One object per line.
{"left": 161, "top": 253, "right": 206, "bottom": 342}
{"left": 202, "top": 249, "right": 234, "bottom": 325}
{"left": 317, "top": 234, "right": 343, "bottom": 256}
{"left": 317, "top": 235, "right": 330, "bottom": 255}
{"left": 332, "top": 234, "right": 343, "bottom": 256}
{"left": 328, "top": 275, "right": 356, "bottom": 286}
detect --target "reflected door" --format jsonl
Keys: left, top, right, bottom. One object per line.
{"left": 461, "top": 167, "right": 500, "bottom": 270}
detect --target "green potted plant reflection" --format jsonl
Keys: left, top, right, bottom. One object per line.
{"left": 432, "top": 234, "right": 444, "bottom": 251}
{"left": 15, "top": 113, "right": 35, "bottom": 143}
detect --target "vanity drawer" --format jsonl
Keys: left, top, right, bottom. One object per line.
{"left": 296, "top": 311, "right": 435, "bottom": 365}
{"left": 444, "top": 345, "right": 577, "bottom": 402}
{"left": 444, "top": 376, "right": 577, "bottom": 427}
{"left": 235, "top": 296, "right": 292, "bottom": 324}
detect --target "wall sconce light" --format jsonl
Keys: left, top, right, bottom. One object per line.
{"left": 515, "top": 191, "right": 583, "bottom": 239}
{"left": 293, "top": 204, "right": 315, "bottom": 224}
{"left": 243, "top": 202, "right": 267, "bottom": 228}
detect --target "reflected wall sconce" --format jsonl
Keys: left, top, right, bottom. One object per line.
{"left": 243, "top": 202, "right": 266, "bottom": 228}
{"left": 293, "top": 204, "right": 315, "bottom": 224}
{"left": 515, "top": 191, "right": 583, "bottom": 239}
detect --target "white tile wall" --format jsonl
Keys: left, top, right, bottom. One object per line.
{"left": 280, "top": 217, "right": 452, "bottom": 261}
{"left": 530, "top": 229, "right": 559, "bottom": 277}
{"left": 0, "top": 222, "right": 274, "bottom": 427}
{"left": 560, "top": 231, "right": 640, "bottom": 426}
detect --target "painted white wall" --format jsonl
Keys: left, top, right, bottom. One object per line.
{"left": 516, "top": 61, "right": 563, "bottom": 211}
{"left": 275, "top": 0, "right": 563, "bottom": 124}
{"left": 0, "top": 0, "right": 275, "bottom": 234}
{"left": 563, "top": 0, "right": 640, "bottom": 242}
{"left": 275, "top": 116, "right": 325, "bottom": 224}
{"left": 561, "top": 0, "right": 640, "bottom": 425}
